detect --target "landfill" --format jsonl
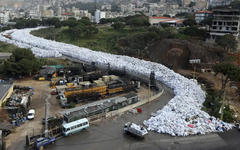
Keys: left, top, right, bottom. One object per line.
{"left": 0, "top": 27, "right": 233, "bottom": 136}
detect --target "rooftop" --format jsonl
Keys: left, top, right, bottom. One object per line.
{"left": 195, "top": 11, "right": 213, "bottom": 14}
{"left": 0, "top": 52, "right": 12, "bottom": 59}
{"left": 213, "top": 9, "right": 240, "bottom": 12}
{"left": 150, "top": 16, "right": 184, "bottom": 24}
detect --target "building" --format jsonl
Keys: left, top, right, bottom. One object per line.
{"left": 0, "top": 11, "right": 10, "bottom": 24}
{"left": 195, "top": 10, "right": 212, "bottom": 24}
{"left": 0, "top": 81, "right": 14, "bottom": 107}
{"left": 209, "top": 9, "right": 240, "bottom": 40}
{"left": 208, "top": 0, "right": 234, "bottom": 8}
{"left": 0, "top": 52, "right": 12, "bottom": 61}
{"left": 149, "top": 16, "right": 184, "bottom": 27}
{"left": 61, "top": 92, "right": 138, "bottom": 123}
{"left": 95, "top": 10, "right": 106, "bottom": 24}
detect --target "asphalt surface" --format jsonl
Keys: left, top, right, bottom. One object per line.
{"left": 46, "top": 84, "right": 240, "bottom": 150}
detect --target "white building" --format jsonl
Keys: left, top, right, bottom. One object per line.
{"left": 95, "top": 10, "right": 106, "bottom": 24}
{"left": 209, "top": 9, "right": 240, "bottom": 40}
{"left": 0, "top": 11, "right": 10, "bottom": 24}
{"left": 195, "top": 10, "right": 212, "bottom": 24}
{"left": 208, "top": 0, "right": 234, "bottom": 8}
{"left": 101, "top": 4, "right": 111, "bottom": 11}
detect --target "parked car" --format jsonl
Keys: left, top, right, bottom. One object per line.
{"left": 27, "top": 109, "right": 35, "bottom": 120}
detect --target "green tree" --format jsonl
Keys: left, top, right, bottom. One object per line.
{"left": 200, "top": 17, "right": 213, "bottom": 26}
{"left": 182, "top": 26, "right": 207, "bottom": 40}
{"left": 216, "top": 34, "right": 238, "bottom": 52}
{"left": 2, "top": 48, "right": 41, "bottom": 77}
{"left": 62, "top": 18, "right": 78, "bottom": 27}
{"left": 183, "top": 18, "right": 197, "bottom": 26}
{"left": 214, "top": 63, "right": 240, "bottom": 96}
{"left": 189, "top": 1, "right": 196, "bottom": 7}
{"left": 99, "top": 18, "right": 112, "bottom": 24}
{"left": 78, "top": 17, "right": 92, "bottom": 26}
{"left": 84, "top": 25, "right": 99, "bottom": 37}
{"left": 111, "top": 22, "right": 125, "bottom": 30}
{"left": 126, "top": 15, "right": 150, "bottom": 27}
{"left": 42, "top": 18, "right": 61, "bottom": 27}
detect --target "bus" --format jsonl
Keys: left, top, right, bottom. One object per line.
{"left": 62, "top": 118, "right": 89, "bottom": 136}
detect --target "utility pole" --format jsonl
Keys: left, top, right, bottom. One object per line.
{"left": 45, "top": 95, "right": 50, "bottom": 137}
{"left": 148, "top": 79, "right": 150, "bottom": 103}
{"left": 220, "top": 87, "right": 226, "bottom": 120}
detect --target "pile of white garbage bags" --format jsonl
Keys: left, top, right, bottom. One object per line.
{"left": 0, "top": 27, "right": 233, "bottom": 136}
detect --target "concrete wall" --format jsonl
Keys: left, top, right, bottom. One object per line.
{"left": 87, "top": 88, "right": 164, "bottom": 123}
{"left": 105, "top": 89, "right": 164, "bottom": 118}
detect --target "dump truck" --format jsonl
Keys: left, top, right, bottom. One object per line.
{"left": 123, "top": 122, "right": 148, "bottom": 138}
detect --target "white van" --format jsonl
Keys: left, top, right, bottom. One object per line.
{"left": 27, "top": 109, "right": 35, "bottom": 120}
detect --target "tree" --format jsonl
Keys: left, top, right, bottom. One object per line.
{"left": 2, "top": 48, "right": 41, "bottom": 77}
{"left": 183, "top": 26, "right": 207, "bottom": 40}
{"left": 62, "top": 18, "right": 78, "bottom": 27}
{"left": 213, "top": 63, "right": 240, "bottom": 121}
{"left": 183, "top": 18, "right": 197, "bottom": 26}
{"left": 99, "top": 18, "right": 112, "bottom": 24}
{"left": 42, "top": 18, "right": 61, "bottom": 27}
{"left": 200, "top": 17, "right": 213, "bottom": 26}
{"left": 126, "top": 15, "right": 150, "bottom": 27}
{"left": 189, "top": 2, "right": 196, "bottom": 7}
{"left": 111, "top": 22, "right": 125, "bottom": 30}
{"left": 214, "top": 63, "right": 240, "bottom": 95}
{"left": 78, "top": 17, "right": 92, "bottom": 26}
{"left": 163, "top": 14, "right": 171, "bottom": 18}
{"left": 216, "top": 34, "right": 238, "bottom": 52}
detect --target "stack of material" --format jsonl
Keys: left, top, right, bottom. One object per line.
{"left": 0, "top": 27, "right": 233, "bottom": 136}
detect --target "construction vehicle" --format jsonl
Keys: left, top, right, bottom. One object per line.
{"left": 64, "top": 78, "right": 139, "bottom": 99}
{"left": 124, "top": 122, "right": 148, "bottom": 138}
{"left": 38, "top": 77, "right": 45, "bottom": 81}
{"left": 64, "top": 85, "right": 108, "bottom": 98}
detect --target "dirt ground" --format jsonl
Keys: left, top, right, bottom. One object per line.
{"left": 5, "top": 78, "right": 64, "bottom": 150}
{"left": 177, "top": 69, "right": 240, "bottom": 121}
{"left": 4, "top": 77, "right": 151, "bottom": 150}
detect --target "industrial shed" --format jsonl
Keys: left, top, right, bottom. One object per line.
{"left": 0, "top": 81, "right": 14, "bottom": 107}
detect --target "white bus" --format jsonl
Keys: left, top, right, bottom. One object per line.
{"left": 62, "top": 118, "right": 89, "bottom": 136}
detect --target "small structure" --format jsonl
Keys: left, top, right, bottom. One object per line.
{"left": 61, "top": 92, "right": 138, "bottom": 123}
{"left": 149, "top": 16, "right": 184, "bottom": 27}
{"left": 36, "top": 67, "right": 57, "bottom": 80}
{"left": 0, "top": 52, "right": 12, "bottom": 60}
{"left": 0, "top": 81, "right": 14, "bottom": 107}
{"left": 195, "top": 10, "right": 213, "bottom": 24}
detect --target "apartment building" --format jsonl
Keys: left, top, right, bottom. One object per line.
{"left": 209, "top": 9, "right": 240, "bottom": 40}
{"left": 195, "top": 10, "right": 212, "bottom": 24}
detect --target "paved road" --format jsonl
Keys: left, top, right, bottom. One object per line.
{"left": 47, "top": 84, "right": 240, "bottom": 150}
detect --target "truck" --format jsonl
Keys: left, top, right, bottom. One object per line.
{"left": 123, "top": 122, "right": 148, "bottom": 138}
{"left": 34, "top": 137, "right": 56, "bottom": 149}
